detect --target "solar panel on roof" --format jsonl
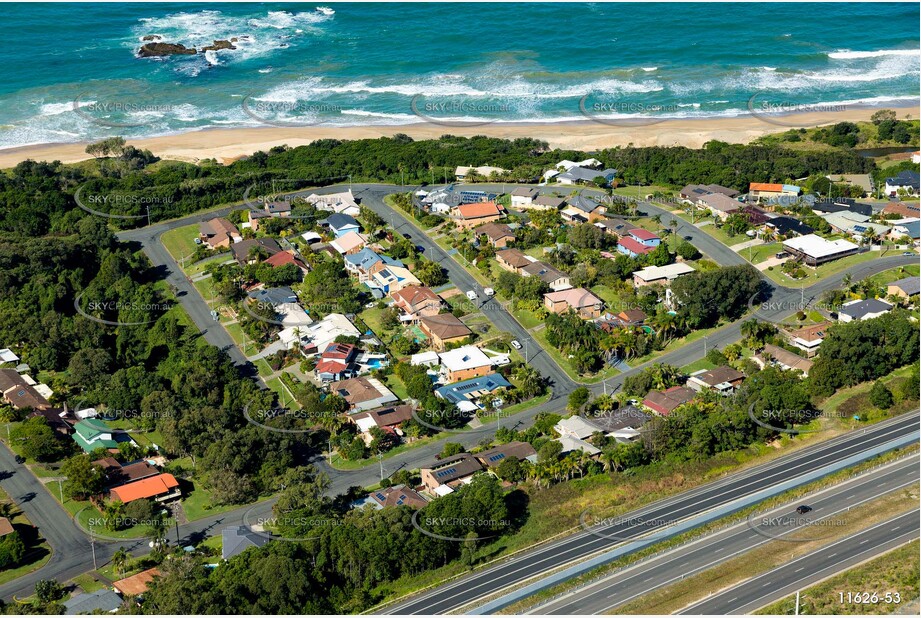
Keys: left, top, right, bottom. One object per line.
{"left": 488, "top": 453, "right": 505, "bottom": 462}
{"left": 435, "top": 467, "right": 457, "bottom": 478}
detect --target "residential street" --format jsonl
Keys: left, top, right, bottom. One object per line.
{"left": 1, "top": 182, "right": 904, "bottom": 601}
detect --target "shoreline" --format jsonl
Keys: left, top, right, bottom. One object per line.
{"left": 1, "top": 105, "right": 917, "bottom": 168}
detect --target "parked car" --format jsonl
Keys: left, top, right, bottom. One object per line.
{"left": 510, "top": 339, "right": 522, "bottom": 350}
{"left": 795, "top": 505, "right": 812, "bottom": 514}
{"left": 466, "top": 290, "right": 478, "bottom": 301}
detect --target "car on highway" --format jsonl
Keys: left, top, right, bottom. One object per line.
{"left": 510, "top": 339, "right": 522, "bottom": 350}
{"left": 466, "top": 290, "right": 477, "bottom": 301}
{"left": 795, "top": 504, "right": 812, "bottom": 514}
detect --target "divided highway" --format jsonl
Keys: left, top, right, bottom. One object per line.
{"left": 681, "top": 509, "right": 920, "bottom": 614}
{"left": 383, "top": 411, "right": 919, "bottom": 614}
{"left": 531, "top": 454, "right": 919, "bottom": 614}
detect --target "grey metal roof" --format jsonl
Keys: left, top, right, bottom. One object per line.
{"left": 222, "top": 525, "right": 269, "bottom": 560}
{"left": 63, "top": 590, "right": 123, "bottom": 615}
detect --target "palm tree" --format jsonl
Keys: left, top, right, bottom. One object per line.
{"left": 112, "top": 548, "right": 130, "bottom": 579}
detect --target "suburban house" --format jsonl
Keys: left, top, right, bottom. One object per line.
{"left": 198, "top": 218, "right": 242, "bottom": 249}
{"left": 884, "top": 170, "right": 920, "bottom": 197}
{"left": 783, "top": 322, "right": 831, "bottom": 357}
{"left": 687, "top": 366, "right": 745, "bottom": 394}
{"left": 72, "top": 418, "right": 133, "bottom": 453}
{"left": 567, "top": 195, "right": 607, "bottom": 222}
{"left": 331, "top": 377, "right": 398, "bottom": 412}
{"left": 344, "top": 248, "right": 403, "bottom": 282}
{"left": 557, "top": 435, "right": 601, "bottom": 456}
{"left": 754, "top": 344, "right": 814, "bottom": 376}
{"left": 367, "top": 264, "right": 421, "bottom": 296}
{"left": 109, "top": 473, "right": 181, "bottom": 504}
{"left": 113, "top": 567, "right": 161, "bottom": 597}
{"left": 888, "top": 219, "right": 920, "bottom": 245}
{"left": 0, "top": 369, "right": 51, "bottom": 410}
{"left": 248, "top": 286, "right": 297, "bottom": 307}
{"left": 887, "top": 276, "right": 920, "bottom": 299}
{"left": 419, "top": 313, "right": 473, "bottom": 350}
{"left": 679, "top": 184, "right": 740, "bottom": 201}
{"left": 392, "top": 286, "right": 442, "bottom": 320}
{"left": 298, "top": 313, "right": 361, "bottom": 357}
{"left": 262, "top": 250, "right": 309, "bottom": 274}
{"left": 438, "top": 345, "right": 494, "bottom": 382}
{"left": 642, "top": 385, "right": 697, "bottom": 416}
{"left": 323, "top": 213, "right": 361, "bottom": 238}
{"left": 882, "top": 201, "right": 921, "bottom": 218}
{"left": 348, "top": 404, "right": 415, "bottom": 440}
{"left": 421, "top": 452, "right": 483, "bottom": 493}
{"left": 434, "top": 374, "right": 511, "bottom": 410}
{"left": 812, "top": 198, "right": 873, "bottom": 217}
{"left": 330, "top": 231, "right": 369, "bottom": 256}
{"left": 456, "top": 190, "right": 497, "bottom": 204}
{"left": 617, "top": 229, "right": 660, "bottom": 258}
{"left": 520, "top": 260, "right": 571, "bottom": 291}
{"left": 749, "top": 183, "right": 801, "bottom": 202}
{"left": 495, "top": 248, "right": 533, "bottom": 273}
{"left": 555, "top": 166, "right": 617, "bottom": 186}
{"left": 588, "top": 406, "right": 652, "bottom": 442}
{"left": 455, "top": 201, "right": 504, "bottom": 230}
{"left": 782, "top": 234, "right": 859, "bottom": 266}
{"left": 510, "top": 187, "right": 540, "bottom": 209}
{"left": 94, "top": 457, "right": 159, "bottom": 488}
{"left": 422, "top": 187, "right": 463, "bottom": 214}
{"left": 532, "top": 195, "right": 567, "bottom": 210}
{"left": 314, "top": 342, "right": 359, "bottom": 382}
{"left": 543, "top": 288, "right": 604, "bottom": 319}
{"left": 602, "top": 309, "right": 648, "bottom": 328}
{"left": 454, "top": 165, "right": 506, "bottom": 180}
{"left": 27, "top": 407, "right": 73, "bottom": 436}
{"left": 632, "top": 263, "right": 695, "bottom": 287}
{"left": 560, "top": 206, "right": 589, "bottom": 224}
{"left": 474, "top": 222, "right": 516, "bottom": 248}
{"left": 554, "top": 415, "right": 598, "bottom": 439}
{"left": 360, "top": 485, "right": 428, "bottom": 509}
{"left": 694, "top": 192, "right": 740, "bottom": 221}
{"left": 542, "top": 158, "right": 602, "bottom": 182}
{"left": 765, "top": 216, "right": 814, "bottom": 238}
{"left": 63, "top": 590, "right": 124, "bottom": 615}
{"left": 304, "top": 190, "right": 360, "bottom": 216}
{"left": 838, "top": 298, "right": 892, "bottom": 322}
{"left": 231, "top": 238, "right": 282, "bottom": 265}
{"left": 475, "top": 441, "right": 538, "bottom": 468}
{"left": 222, "top": 525, "right": 269, "bottom": 560}
{"left": 826, "top": 174, "right": 873, "bottom": 196}
{"left": 821, "top": 211, "right": 890, "bottom": 238}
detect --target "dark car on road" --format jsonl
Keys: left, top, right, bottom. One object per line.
{"left": 795, "top": 505, "right": 812, "bottom": 514}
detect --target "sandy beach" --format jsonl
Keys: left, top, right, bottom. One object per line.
{"left": 1, "top": 105, "right": 917, "bottom": 169}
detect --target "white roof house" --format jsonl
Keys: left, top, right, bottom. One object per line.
{"left": 554, "top": 415, "right": 600, "bottom": 440}
{"left": 277, "top": 303, "right": 314, "bottom": 328}
{"left": 783, "top": 234, "right": 859, "bottom": 263}
{"left": 411, "top": 351, "right": 441, "bottom": 367}
{"left": 632, "top": 263, "right": 696, "bottom": 285}
{"left": 301, "top": 313, "right": 361, "bottom": 353}
{"left": 0, "top": 349, "right": 19, "bottom": 364}
{"left": 304, "top": 190, "right": 360, "bottom": 216}
{"left": 556, "top": 435, "right": 601, "bottom": 456}
{"left": 438, "top": 345, "right": 492, "bottom": 373}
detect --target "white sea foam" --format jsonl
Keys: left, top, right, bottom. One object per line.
{"left": 828, "top": 48, "right": 919, "bottom": 60}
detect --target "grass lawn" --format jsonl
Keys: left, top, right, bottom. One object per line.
{"left": 384, "top": 374, "right": 409, "bottom": 401}
{"left": 612, "top": 185, "right": 673, "bottom": 199}
{"left": 180, "top": 484, "right": 264, "bottom": 522}
{"left": 68, "top": 574, "right": 106, "bottom": 594}
{"left": 762, "top": 250, "right": 885, "bottom": 286}
{"left": 265, "top": 376, "right": 301, "bottom": 409}
{"left": 746, "top": 241, "right": 782, "bottom": 264}
{"left": 254, "top": 358, "right": 274, "bottom": 378}
{"left": 631, "top": 322, "right": 727, "bottom": 367}
{"left": 700, "top": 222, "right": 750, "bottom": 247}
{"left": 0, "top": 488, "right": 52, "bottom": 586}
{"left": 160, "top": 224, "right": 201, "bottom": 262}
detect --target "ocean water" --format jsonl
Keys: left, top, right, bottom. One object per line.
{"left": 0, "top": 2, "right": 917, "bottom": 148}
